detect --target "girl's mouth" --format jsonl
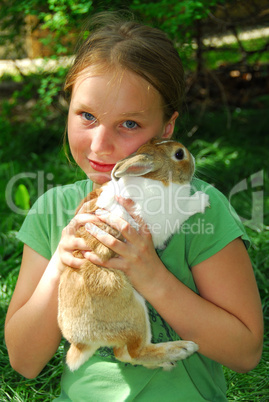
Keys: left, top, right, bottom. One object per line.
{"left": 89, "top": 159, "right": 116, "bottom": 173}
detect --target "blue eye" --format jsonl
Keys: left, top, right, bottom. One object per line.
{"left": 82, "top": 112, "right": 96, "bottom": 122}
{"left": 122, "top": 120, "right": 138, "bottom": 129}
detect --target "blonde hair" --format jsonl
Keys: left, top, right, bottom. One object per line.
{"left": 64, "top": 12, "right": 185, "bottom": 122}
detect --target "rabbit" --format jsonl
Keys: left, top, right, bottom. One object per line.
{"left": 58, "top": 138, "right": 210, "bottom": 372}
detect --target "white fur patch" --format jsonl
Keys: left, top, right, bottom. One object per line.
{"left": 96, "top": 177, "right": 209, "bottom": 249}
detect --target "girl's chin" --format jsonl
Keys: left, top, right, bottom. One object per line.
{"left": 86, "top": 171, "right": 112, "bottom": 185}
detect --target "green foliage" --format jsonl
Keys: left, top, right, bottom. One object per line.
{"left": 0, "top": 71, "right": 68, "bottom": 162}
{"left": 132, "top": 0, "right": 223, "bottom": 27}
{"left": 14, "top": 184, "right": 30, "bottom": 211}
{"left": 131, "top": 0, "right": 225, "bottom": 64}
{"left": 38, "top": 0, "right": 92, "bottom": 55}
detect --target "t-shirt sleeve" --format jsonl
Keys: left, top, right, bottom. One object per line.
{"left": 17, "top": 189, "right": 55, "bottom": 260}
{"left": 185, "top": 181, "right": 250, "bottom": 267}
{"left": 16, "top": 180, "right": 93, "bottom": 260}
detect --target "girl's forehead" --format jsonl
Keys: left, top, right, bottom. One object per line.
{"left": 72, "top": 66, "right": 163, "bottom": 109}
{"left": 74, "top": 65, "right": 154, "bottom": 94}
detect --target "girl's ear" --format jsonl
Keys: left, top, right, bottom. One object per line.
{"left": 162, "top": 111, "right": 179, "bottom": 139}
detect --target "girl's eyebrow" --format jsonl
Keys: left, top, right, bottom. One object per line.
{"left": 73, "top": 101, "right": 148, "bottom": 121}
{"left": 74, "top": 102, "right": 144, "bottom": 115}
{"left": 119, "top": 111, "right": 147, "bottom": 118}
{"left": 74, "top": 102, "right": 94, "bottom": 111}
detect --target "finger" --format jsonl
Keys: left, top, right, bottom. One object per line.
{"left": 83, "top": 251, "right": 107, "bottom": 266}
{"left": 115, "top": 196, "right": 135, "bottom": 214}
{"left": 103, "top": 198, "right": 151, "bottom": 240}
{"left": 85, "top": 222, "right": 124, "bottom": 253}
{"left": 72, "top": 213, "right": 100, "bottom": 226}
{"left": 77, "top": 200, "right": 91, "bottom": 214}
{"left": 83, "top": 250, "right": 123, "bottom": 270}
{"left": 66, "top": 213, "right": 100, "bottom": 235}
{"left": 63, "top": 254, "right": 86, "bottom": 269}
{"left": 58, "top": 238, "right": 90, "bottom": 266}
{"left": 94, "top": 209, "right": 140, "bottom": 240}
{"left": 96, "top": 210, "right": 153, "bottom": 247}
{"left": 65, "top": 236, "right": 91, "bottom": 252}
{"left": 115, "top": 196, "right": 145, "bottom": 226}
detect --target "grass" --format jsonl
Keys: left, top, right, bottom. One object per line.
{"left": 0, "top": 70, "right": 268, "bottom": 399}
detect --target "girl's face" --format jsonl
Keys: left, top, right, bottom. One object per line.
{"left": 68, "top": 67, "right": 178, "bottom": 187}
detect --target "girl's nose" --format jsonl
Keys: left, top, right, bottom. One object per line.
{"left": 90, "top": 124, "right": 114, "bottom": 156}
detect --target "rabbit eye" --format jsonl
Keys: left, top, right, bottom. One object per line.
{"left": 175, "top": 148, "right": 185, "bottom": 160}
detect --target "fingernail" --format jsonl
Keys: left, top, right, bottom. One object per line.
{"left": 85, "top": 223, "right": 103, "bottom": 236}
{"left": 115, "top": 195, "right": 124, "bottom": 204}
{"left": 85, "top": 222, "right": 93, "bottom": 231}
{"left": 95, "top": 209, "right": 106, "bottom": 215}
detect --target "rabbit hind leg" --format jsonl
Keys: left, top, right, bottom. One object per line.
{"left": 114, "top": 339, "right": 198, "bottom": 370}
{"left": 66, "top": 342, "right": 98, "bottom": 371}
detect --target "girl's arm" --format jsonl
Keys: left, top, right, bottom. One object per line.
{"left": 146, "top": 238, "right": 264, "bottom": 373}
{"left": 85, "top": 203, "right": 264, "bottom": 373}
{"left": 5, "top": 213, "right": 97, "bottom": 379}
{"left": 5, "top": 245, "right": 62, "bottom": 379}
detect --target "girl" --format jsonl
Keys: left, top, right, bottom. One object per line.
{"left": 5, "top": 12, "right": 263, "bottom": 401}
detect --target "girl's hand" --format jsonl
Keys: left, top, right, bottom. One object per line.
{"left": 84, "top": 197, "right": 169, "bottom": 295}
{"left": 58, "top": 213, "right": 101, "bottom": 271}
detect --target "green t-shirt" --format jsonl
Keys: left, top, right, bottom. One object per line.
{"left": 17, "top": 178, "right": 249, "bottom": 401}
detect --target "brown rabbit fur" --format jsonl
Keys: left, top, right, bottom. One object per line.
{"left": 58, "top": 138, "right": 210, "bottom": 372}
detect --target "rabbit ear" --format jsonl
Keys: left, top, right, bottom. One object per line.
{"left": 112, "top": 154, "right": 159, "bottom": 179}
